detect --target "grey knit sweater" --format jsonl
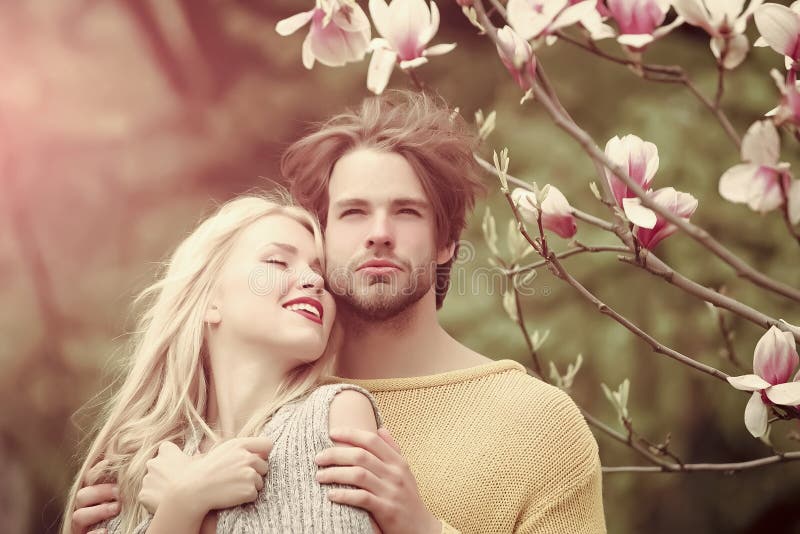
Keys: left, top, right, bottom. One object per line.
{"left": 95, "top": 383, "right": 382, "bottom": 533}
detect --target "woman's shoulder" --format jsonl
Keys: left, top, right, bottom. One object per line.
{"left": 299, "top": 382, "right": 383, "bottom": 430}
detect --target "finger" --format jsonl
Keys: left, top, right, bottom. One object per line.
{"left": 251, "top": 469, "right": 265, "bottom": 492}
{"left": 157, "top": 441, "right": 181, "bottom": 456}
{"left": 328, "top": 428, "right": 394, "bottom": 463}
{"left": 315, "top": 446, "right": 387, "bottom": 479}
{"left": 250, "top": 456, "right": 269, "bottom": 476}
{"left": 75, "top": 484, "right": 119, "bottom": 509}
{"left": 316, "top": 466, "right": 385, "bottom": 495}
{"left": 240, "top": 437, "right": 273, "bottom": 458}
{"left": 87, "top": 529, "right": 108, "bottom": 534}
{"left": 326, "top": 488, "right": 381, "bottom": 513}
{"left": 72, "top": 501, "right": 120, "bottom": 530}
{"left": 377, "top": 427, "right": 402, "bottom": 454}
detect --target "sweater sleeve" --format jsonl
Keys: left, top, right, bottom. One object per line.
{"left": 217, "top": 382, "right": 384, "bottom": 533}
{"left": 514, "top": 389, "right": 607, "bottom": 534}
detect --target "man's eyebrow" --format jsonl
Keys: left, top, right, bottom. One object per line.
{"left": 392, "top": 198, "right": 429, "bottom": 210}
{"left": 332, "top": 198, "right": 369, "bottom": 210}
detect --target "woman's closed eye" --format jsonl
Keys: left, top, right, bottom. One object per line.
{"left": 263, "top": 258, "right": 288, "bottom": 268}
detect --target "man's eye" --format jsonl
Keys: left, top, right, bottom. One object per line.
{"left": 399, "top": 208, "right": 421, "bottom": 216}
{"left": 341, "top": 209, "right": 365, "bottom": 217}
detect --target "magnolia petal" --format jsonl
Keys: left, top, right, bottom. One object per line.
{"left": 741, "top": 120, "right": 780, "bottom": 165}
{"left": 766, "top": 381, "right": 800, "bottom": 405}
{"left": 727, "top": 374, "right": 771, "bottom": 391}
{"left": 276, "top": 10, "right": 315, "bottom": 36}
{"left": 672, "top": 0, "right": 715, "bottom": 34}
{"left": 744, "top": 391, "right": 769, "bottom": 438}
{"left": 419, "top": 0, "right": 441, "bottom": 47}
{"left": 754, "top": 325, "right": 798, "bottom": 384}
{"left": 652, "top": 15, "right": 686, "bottom": 39}
{"left": 622, "top": 197, "right": 657, "bottom": 229}
{"left": 754, "top": 3, "right": 800, "bottom": 58}
{"left": 332, "top": 3, "right": 372, "bottom": 33}
{"left": 424, "top": 42, "right": 457, "bottom": 56}
{"left": 368, "top": 0, "right": 393, "bottom": 41}
{"left": 719, "top": 163, "right": 758, "bottom": 204}
{"left": 400, "top": 56, "right": 428, "bottom": 69}
{"left": 367, "top": 46, "right": 397, "bottom": 95}
{"left": 507, "top": 0, "right": 551, "bottom": 40}
{"left": 711, "top": 34, "right": 749, "bottom": 70}
{"left": 617, "top": 33, "right": 655, "bottom": 49}
{"left": 551, "top": 0, "right": 598, "bottom": 32}
{"left": 788, "top": 179, "right": 800, "bottom": 226}
{"left": 754, "top": 35, "right": 768, "bottom": 47}
{"left": 302, "top": 32, "right": 316, "bottom": 69}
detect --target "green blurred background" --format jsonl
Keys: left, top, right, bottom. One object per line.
{"left": 1, "top": 1, "right": 798, "bottom": 533}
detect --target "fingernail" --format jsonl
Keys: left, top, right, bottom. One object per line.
{"left": 329, "top": 427, "right": 343, "bottom": 436}
{"left": 328, "top": 490, "right": 339, "bottom": 499}
{"left": 112, "top": 486, "right": 120, "bottom": 499}
{"left": 109, "top": 502, "right": 120, "bottom": 512}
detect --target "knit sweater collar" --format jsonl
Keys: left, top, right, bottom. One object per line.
{"left": 323, "top": 359, "right": 526, "bottom": 392}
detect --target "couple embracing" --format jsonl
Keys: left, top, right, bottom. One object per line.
{"left": 64, "top": 91, "right": 606, "bottom": 534}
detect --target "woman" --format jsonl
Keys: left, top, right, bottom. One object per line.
{"left": 62, "top": 194, "right": 382, "bottom": 534}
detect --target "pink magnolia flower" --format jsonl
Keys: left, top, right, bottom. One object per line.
{"left": 366, "top": 0, "right": 456, "bottom": 95}
{"left": 767, "top": 69, "right": 800, "bottom": 128}
{"left": 718, "top": 120, "right": 792, "bottom": 213}
{"left": 754, "top": 2, "right": 800, "bottom": 70}
{"left": 727, "top": 325, "right": 800, "bottom": 437}
{"left": 633, "top": 187, "right": 698, "bottom": 249}
{"left": 276, "top": 0, "right": 371, "bottom": 69}
{"left": 511, "top": 186, "right": 578, "bottom": 238}
{"left": 605, "top": 0, "right": 685, "bottom": 51}
{"left": 673, "top": 0, "right": 763, "bottom": 68}
{"left": 496, "top": 26, "right": 538, "bottom": 90}
{"left": 604, "top": 133, "right": 660, "bottom": 207}
{"left": 507, "top": 0, "right": 598, "bottom": 43}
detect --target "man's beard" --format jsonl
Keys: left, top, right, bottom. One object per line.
{"left": 328, "top": 260, "right": 435, "bottom": 322}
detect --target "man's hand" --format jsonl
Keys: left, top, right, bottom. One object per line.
{"left": 315, "top": 427, "right": 440, "bottom": 534}
{"left": 71, "top": 483, "right": 119, "bottom": 534}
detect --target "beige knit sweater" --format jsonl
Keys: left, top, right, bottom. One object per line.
{"left": 94, "top": 383, "right": 382, "bottom": 533}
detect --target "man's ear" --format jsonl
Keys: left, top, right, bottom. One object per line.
{"left": 436, "top": 241, "right": 457, "bottom": 265}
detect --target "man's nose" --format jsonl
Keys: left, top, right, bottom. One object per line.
{"left": 365, "top": 213, "right": 394, "bottom": 249}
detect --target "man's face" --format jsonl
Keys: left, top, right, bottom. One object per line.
{"left": 323, "top": 147, "right": 452, "bottom": 321}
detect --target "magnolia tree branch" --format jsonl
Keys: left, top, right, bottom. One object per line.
{"left": 524, "top": 69, "right": 800, "bottom": 303}
{"left": 554, "top": 30, "right": 742, "bottom": 149}
{"left": 476, "top": 154, "right": 800, "bottom": 344}
{"left": 602, "top": 451, "right": 800, "bottom": 473}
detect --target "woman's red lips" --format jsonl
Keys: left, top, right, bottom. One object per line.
{"left": 282, "top": 296, "right": 323, "bottom": 324}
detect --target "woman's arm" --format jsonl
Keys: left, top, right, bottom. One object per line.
{"left": 327, "top": 389, "right": 382, "bottom": 534}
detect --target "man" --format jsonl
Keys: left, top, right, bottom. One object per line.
{"left": 282, "top": 90, "right": 606, "bottom": 533}
{"left": 71, "top": 91, "right": 606, "bottom": 533}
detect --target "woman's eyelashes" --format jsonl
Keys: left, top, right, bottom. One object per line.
{"left": 263, "top": 257, "right": 288, "bottom": 268}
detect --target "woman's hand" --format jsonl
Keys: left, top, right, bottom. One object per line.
{"left": 141, "top": 437, "right": 273, "bottom": 516}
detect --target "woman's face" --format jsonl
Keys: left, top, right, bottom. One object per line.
{"left": 206, "top": 214, "right": 335, "bottom": 366}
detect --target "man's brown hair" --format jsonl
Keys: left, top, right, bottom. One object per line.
{"left": 282, "top": 90, "right": 486, "bottom": 309}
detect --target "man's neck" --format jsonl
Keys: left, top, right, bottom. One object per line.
{"left": 334, "top": 294, "right": 488, "bottom": 380}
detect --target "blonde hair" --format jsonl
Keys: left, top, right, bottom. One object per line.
{"left": 62, "top": 193, "right": 340, "bottom": 534}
